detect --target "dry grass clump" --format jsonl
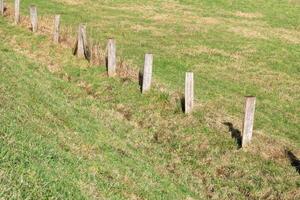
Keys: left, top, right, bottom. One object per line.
{"left": 228, "top": 26, "right": 300, "bottom": 44}
{"left": 226, "top": 16, "right": 300, "bottom": 44}
{"left": 182, "top": 45, "right": 243, "bottom": 60}
{"left": 53, "top": 0, "right": 88, "bottom": 6}
{"left": 234, "top": 11, "right": 263, "bottom": 19}
{"left": 229, "top": 26, "right": 267, "bottom": 39}
{"left": 89, "top": 40, "right": 106, "bottom": 66}
{"left": 116, "top": 58, "right": 139, "bottom": 80}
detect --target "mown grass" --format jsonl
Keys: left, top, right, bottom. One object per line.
{"left": 0, "top": 0, "right": 299, "bottom": 199}
{"left": 11, "top": 0, "right": 298, "bottom": 143}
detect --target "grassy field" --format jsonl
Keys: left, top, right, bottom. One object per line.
{"left": 0, "top": 0, "right": 299, "bottom": 199}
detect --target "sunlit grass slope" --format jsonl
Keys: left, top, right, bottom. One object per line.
{"left": 13, "top": 0, "right": 299, "bottom": 144}
{"left": 0, "top": 0, "right": 299, "bottom": 199}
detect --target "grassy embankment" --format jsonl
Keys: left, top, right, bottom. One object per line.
{"left": 0, "top": 0, "right": 299, "bottom": 199}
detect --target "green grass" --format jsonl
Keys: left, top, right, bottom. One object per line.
{"left": 14, "top": 0, "right": 299, "bottom": 143}
{"left": 0, "top": 0, "right": 299, "bottom": 199}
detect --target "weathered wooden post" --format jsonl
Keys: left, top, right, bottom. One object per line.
{"left": 77, "top": 24, "right": 85, "bottom": 58}
{"left": 29, "top": 5, "right": 38, "bottom": 32}
{"left": 142, "top": 53, "right": 153, "bottom": 93}
{"left": 75, "top": 24, "right": 88, "bottom": 59}
{"left": 14, "top": 0, "right": 20, "bottom": 24}
{"left": 53, "top": 15, "right": 60, "bottom": 43}
{"left": 0, "top": 0, "right": 4, "bottom": 16}
{"left": 242, "top": 96, "right": 256, "bottom": 147}
{"left": 107, "top": 38, "right": 116, "bottom": 77}
{"left": 185, "top": 72, "right": 194, "bottom": 114}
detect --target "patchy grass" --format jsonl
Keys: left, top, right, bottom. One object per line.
{"left": 0, "top": 0, "right": 299, "bottom": 199}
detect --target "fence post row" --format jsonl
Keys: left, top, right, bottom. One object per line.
{"left": 242, "top": 96, "right": 256, "bottom": 147}
{"left": 0, "top": 0, "right": 4, "bottom": 16}
{"left": 53, "top": 15, "right": 60, "bottom": 43}
{"left": 107, "top": 38, "right": 116, "bottom": 77}
{"left": 142, "top": 54, "right": 153, "bottom": 93}
{"left": 14, "top": 0, "right": 20, "bottom": 24}
{"left": 5, "top": 0, "right": 261, "bottom": 149}
{"left": 29, "top": 5, "right": 38, "bottom": 32}
{"left": 185, "top": 72, "right": 194, "bottom": 114}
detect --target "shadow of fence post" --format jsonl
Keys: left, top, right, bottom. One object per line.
{"left": 286, "top": 150, "right": 300, "bottom": 174}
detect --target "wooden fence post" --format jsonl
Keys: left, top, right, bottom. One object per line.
{"left": 14, "top": 0, "right": 20, "bottom": 24}
{"left": 242, "top": 96, "right": 256, "bottom": 147}
{"left": 107, "top": 38, "right": 116, "bottom": 77}
{"left": 75, "top": 24, "right": 88, "bottom": 59}
{"left": 0, "top": 0, "right": 4, "bottom": 16}
{"left": 185, "top": 72, "right": 194, "bottom": 114}
{"left": 29, "top": 5, "right": 38, "bottom": 32}
{"left": 77, "top": 24, "right": 85, "bottom": 58}
{"left": 53, "top": 15, "right": 60, "bottom": 43}
{"left": 142, "top": 53, "right": 153, "bottom": 93}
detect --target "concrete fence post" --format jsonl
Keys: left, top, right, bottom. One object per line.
{"left": 107, "top": 38, "right": 116, "bottom": 77}
{"left": 242, "top": 96, "right": 256, "bottom": 147}
{"left": 142, "top": 53, "right": 153, "bottom": 93}
{"left": 0, "top": 0, "right": 4, "bottom": 16}
{"left": 14, "top": 0, "right": 20, "bottom": 24}
{"left": 75, "top": 24, "right": 89, "bottom": 59}
{"left": 185, "top": 72, "right": 194, "bottom": 114}
{"left": 29, "top": 5, "right": 38, "bottom": 32}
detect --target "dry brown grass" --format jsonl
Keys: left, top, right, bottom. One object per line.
{"left": 272, "top": 28, "right": 300, "bottom": 44}
{"left": 53, "top": 0, "right": 88, "bottom": 6}
{"left": 106, "top": 1, "right": 219, "bottom": 34}
{"left": 95, "top": 0, "right": 295, "bottom": 49}
{"left": 226, "top": 19, "right": 300, "bottom": 44}
{"left": 229, "top": 26, "right": 267, "bottom": 39}
{"left": 116, "top": 58, "right": 139, "bottom": 80}
{"left": 246, "top": 131, "right": 299, "bottom": 164}
{"left": 234, "top": 11, "right": 263, "bottom": 19}
{"left": 78, "top": 180, "right": 104, "bottom": 200}
{"left": 130, "top": 24, "right": 169, "bottom": 37}
{"left": 182, "top": 45, "right": 243, "bottom": 60}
